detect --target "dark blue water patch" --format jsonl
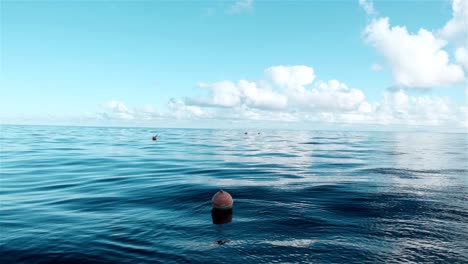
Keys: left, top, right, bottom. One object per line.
{"left": 0, "top": 248, "right": 192, "bottom": 264}
{"left": 310, "top": 152, "right": 352, "bottom": 159}
{"left": 302, "top": 141, "right": 327, "bottom": 145}
{"left": 0, "top": 250, "right": 110, "bottom": 264}
{"left": 183, "top": 167, "right": 290, "bottom": 178}
{"left": 313, "top": 162, "right": 365, "bottom": 170}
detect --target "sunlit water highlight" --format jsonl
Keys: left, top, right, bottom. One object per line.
{"left": 1, "top": 125, "right": 467, "bottom": 263}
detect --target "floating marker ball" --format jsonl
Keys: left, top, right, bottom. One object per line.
{"left": 212, "top": 190, "right": 233, "bottom": 210}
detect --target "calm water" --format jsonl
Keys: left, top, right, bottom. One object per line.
{"left": 1, "top": 125, "right": 467, "bottom": 263}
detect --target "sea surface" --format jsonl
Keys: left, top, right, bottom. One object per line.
{"left": 1, "top": 125, "right": 467, "bottom": 264}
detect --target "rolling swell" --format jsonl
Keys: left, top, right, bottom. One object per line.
{"left": 0, "top": 125, "right": 467, "bottom": 263}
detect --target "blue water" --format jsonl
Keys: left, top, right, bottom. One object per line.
{"left": 1, "top": 125, "right": 467, "bottom": 263}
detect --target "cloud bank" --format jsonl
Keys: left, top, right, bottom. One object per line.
{"left": 100, "top": 65, "right": 467, "bottom": 128}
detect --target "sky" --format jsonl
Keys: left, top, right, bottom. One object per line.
{"left": 1, "top": 0, "right": 467, "bottom": 130}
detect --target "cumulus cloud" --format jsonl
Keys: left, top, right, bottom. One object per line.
{"left": 167, "top": 98, "right": 209, "bottom": 119}
{"left": 187, "top": 80, "right": 288, "bottom": 110}
{"left": 195, "top": 81, "right": 242, "bottom": 108}
{"left": 264, "top": 66, "right": 365, "bottom": 113}
{"left": 101, "top": 100, "right": 160, "bottom": 120}
{"left": 289, "top": 79, "right": 367, "bottom": 112}
{"left": 372, "top": 89, "right": 464, "bottom": 126}
{"left": 455, "top": 47, "right": 468, "bottom": 72}
{"left": 364, "top": 17, "right": 465, "bottom": 88}
{"left": 238, "top": 80, "right": 288, "bottom": 110}
{"left": 185, "top": 66, "right": 367, "bottom": 113}
{"left": 439, "top": 0, "right": 468, "bottom": 42}
{"left": 102, "top": 100, "right": 135, "bottom": 120}
{"left": 227, "top": 0, "right": 253, "bottom": 14}
{"left": 265, "top": 65, "right": 315, "bottom": 91}
{"left": 359, "top": 0, "right": 376, "bottom": 16}
{"left": 298, "top": 89, "right": 466, "bottom": 127}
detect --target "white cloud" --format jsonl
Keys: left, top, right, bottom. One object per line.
{"left": 232, "top": 105, "right": 298, "bottom": 122}
{"left": 265, "top": 65, "right": 315, "bottom": 91}
{"left": 371, "top": 63, "right": 383, "bottom": 72}
{"left": 187, "top": 80, "right": 287, "bottom": 110}
{"left": 100, "top": 99, "right": 210, "bottom": 121}
{"left": 102, "top": 100, "right": 135, "bottom": 120}
{"left": 101, "top": 100, "right": 161, "bottom": 120}
{"left": 372, "top": 89, "right": 464, "bottom": 126}
{"left": 364, "top": 17, "right": 465, "bottom": 88}
{"left": 167, "top": 98, "right": 208, "bottom": 119}
{"left": 455, "top": 47, "right": 468, "bottom": 72}
{"left": 103, "top": 100, "right": 130, "bottom": 113}
{"left": 228, "top": 0, "right": 253, "bottom": 14}
{"left": 238, "top": 80, "right": 288, "bottom": 110}
{"left": 439, "top": 0, "right": 468, "bottom": 42}
{"left": 359, "top": 0, "right": 376, "bottom": 16}
{"left": 197, "top": 81, "right": 242, "bottom": 107}
{"left": 299, "top": 89, "right": 466, "bottom": 127}
{"left": 289, "top": 80, "right": 367, "bottom": 112}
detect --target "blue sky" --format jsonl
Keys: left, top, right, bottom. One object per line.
{"left": 1, "top": 0, "right": 467, "bottom": 129}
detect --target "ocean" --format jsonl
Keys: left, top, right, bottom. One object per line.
{"left": 1, "top": 125, "right": 467, "bottom": 263}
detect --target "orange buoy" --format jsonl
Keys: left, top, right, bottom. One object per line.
{"left": 211, "top": 190, "right": 233, "bottom": 210}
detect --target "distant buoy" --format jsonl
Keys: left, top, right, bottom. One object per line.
{"left": 152, "top": 136, "right": 157, "bottom": 141}
{"left": 244, "top": 132, "right": 248, "bottom": 135}
{"left": 212, "top": 190, "right": 233, "bottom": 210}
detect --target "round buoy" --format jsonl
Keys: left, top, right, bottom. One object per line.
{"left": 212, "top": 190, "right": 233, "bottom": 210}
{"left": 152, "top": 136, "right": 157, "bottom": 141}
